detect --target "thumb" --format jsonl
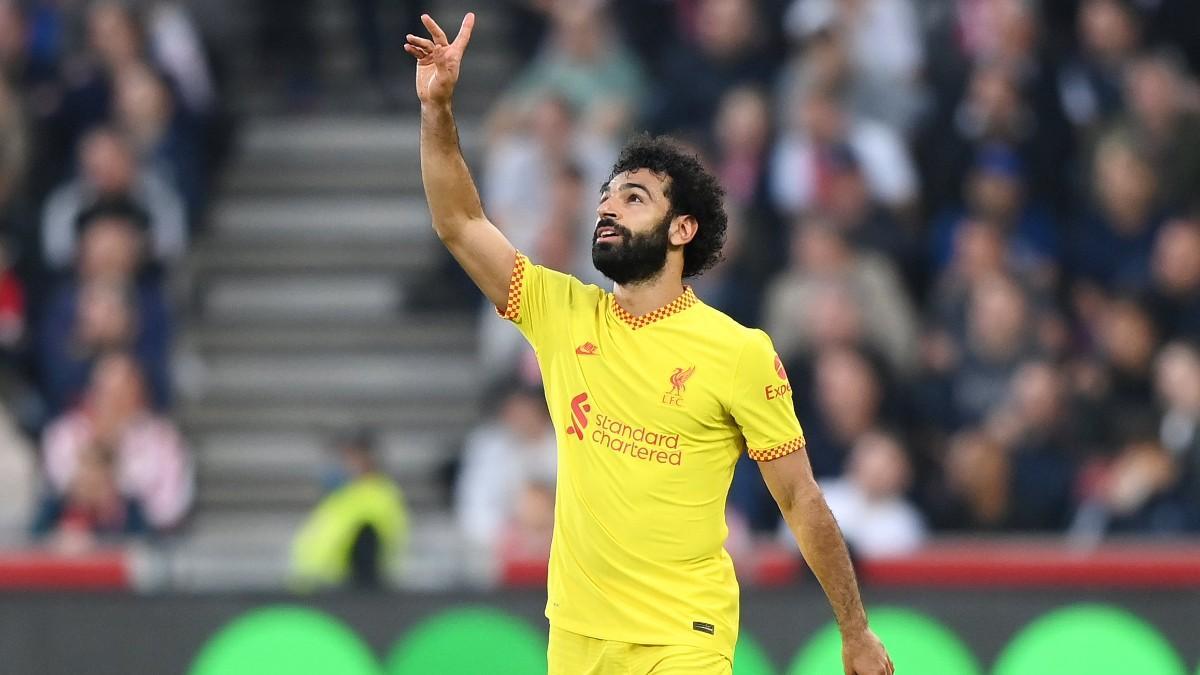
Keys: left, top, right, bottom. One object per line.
{"left": 453, "top": 12, "right": 475, "bottom": 49}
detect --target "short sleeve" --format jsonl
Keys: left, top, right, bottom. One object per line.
{"left": 730, "top": 330, "right": 806, "bottom": 462}
{"left": 497, "top": 252, "right": 595, "bottom": 350}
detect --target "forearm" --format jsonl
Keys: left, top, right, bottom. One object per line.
{"left": 782, "top": 486, "right": 868, "bottom": 635}
{"left": 420, "top": 102, "right": 486, "bottom": 240}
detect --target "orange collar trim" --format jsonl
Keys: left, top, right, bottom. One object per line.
{"left": 611, "top": 287, "right": 698, "bottom": 329}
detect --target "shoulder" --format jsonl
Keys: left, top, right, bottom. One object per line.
{"left": 691, "top": 302, "right": 775, "bottom": 354}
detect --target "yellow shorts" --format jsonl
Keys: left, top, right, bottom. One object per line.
{"left": 547, "top": 625, "right": 732, "bottom": 675}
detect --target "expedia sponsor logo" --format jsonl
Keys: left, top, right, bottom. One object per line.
{"left": 764, "top": 382, "right": 793, "bottom": 400}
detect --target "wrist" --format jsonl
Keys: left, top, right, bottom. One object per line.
{"left": 838, "top": 615, "right": 870, "bottom": 639}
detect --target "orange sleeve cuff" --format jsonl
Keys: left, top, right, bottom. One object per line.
{"left": 747, "top": 437, "right": 806, "bottom": 462}
{"left": 497, "top": 252, "right": 528, "bottom": 322}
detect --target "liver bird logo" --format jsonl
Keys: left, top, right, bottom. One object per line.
{"left": 669, "top": 366, "right": 696, "bottom": 396}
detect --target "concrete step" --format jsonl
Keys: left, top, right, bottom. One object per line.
{"left": 211, "top": 195, "right": 431, "bottom": 242}
{"left": 180, "top": 398, "right": 480, "bottom": 432}
{"left": 236, "top": 116, "right": 480, "bottom": 158}
{"left": 195, "top": 429, "right": 457, "bottom": 476}
{"left": 187, "top": 239, "right": 439, "bottom": 276}
{"left": 197, "top": 352, "right": 477, "bottom": 401}
{"left": 188, "top": 315, "right": 475, "bottom": 353}
{"left": 201, "top": 273, "right": 403, "bottom": 320}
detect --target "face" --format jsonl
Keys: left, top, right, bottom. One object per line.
{"left": 1155, "top": 344, "right": 1200, "bottom": 412}
{"left": 81, "top": 132, "right": 135, "bottom": 193}
{"left": 89, "top": 353, "right": 146, "bottom": 421}
{"left": 1094, "top": 140, "right": 1156, "bottom": 227}
{"left": 1102, "top": 300, "right": 1156, "bottom": 371}
{"left": 849, "top": 433, "right": 911, "bottom": 501}
{"left": 115, "top": 63, "right": 171, "bottom": 130}
{"left": 1080, "top": 0, "right": 1137, "bottom": 59}
{"left": 593, "top": 169, "right": 689, "bottom": 285}
{"left": 969, "top": 276, "right": 1027, "bottom": 356}
{"left": 88, "top": 1, "right": 140, "bottom": 68}
{"left": 79, "top": 217, "right": 143, "bottom": 281}
{"left": 968, "top": 171, "right": 1022, "bottom": 219}
{"left": 1152, "top": 221, "right": 1200, "bottom": 293}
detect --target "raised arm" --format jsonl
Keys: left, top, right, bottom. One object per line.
{"left": 758, "top": 451, "right": 894, "bottom": 675}
{"left": 405, "top": 13, "right": 515, "bottom": 310}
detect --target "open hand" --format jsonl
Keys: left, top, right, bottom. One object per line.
{"left": 843, "top": 628, "right": 895, "bottom": 675}
{"left": 404, "top": 13, "right": 475, "bottom": 106}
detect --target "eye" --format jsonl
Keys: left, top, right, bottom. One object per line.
{"left": 627, "top": 194, "right": 642, "bottom": 204}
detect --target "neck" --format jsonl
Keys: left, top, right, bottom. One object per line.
{"left": 612, "top": 272, "right": 686, "bottom": 316}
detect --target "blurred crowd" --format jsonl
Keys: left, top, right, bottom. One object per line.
{"left": 0, "top": 0, "right": 227, "bottom": 552}
{"left": 463, "top": 0, "right": 1200, "bottom": 561}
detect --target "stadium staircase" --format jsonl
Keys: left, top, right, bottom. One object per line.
{"left": 168, "top": 0, "right": 513, "bottom": 589}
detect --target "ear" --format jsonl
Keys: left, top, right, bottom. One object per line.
{"left": 670, "top": 214, "right": 699, "bottom": 247}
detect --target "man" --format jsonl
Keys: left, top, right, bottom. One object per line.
{"left": 405, "top": 13, "right": 894, "bottom": 675}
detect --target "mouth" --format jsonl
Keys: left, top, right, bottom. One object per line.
{"left": 594, "top": 222, "right": 623, "bottom": 245}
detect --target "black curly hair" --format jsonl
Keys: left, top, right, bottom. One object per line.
{"left": 606, "top": 134, "right": 727, "bottom": 278}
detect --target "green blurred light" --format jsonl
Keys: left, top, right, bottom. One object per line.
{"left": 188, "top": 605, "right": 382, "bottom": 675}
{"left": 734, "top": 632, "right": 778, "bottom": 675}
{"left": 786, "top": 607, "right": 982, "bottom": 675}
{"left": 993, "top": 603, "right": 1185, "bottom": 675}
{"left": 385, "top": 606, "right": 546, "bottom": 675}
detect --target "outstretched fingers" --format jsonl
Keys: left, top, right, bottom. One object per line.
{"left": 452, "top": 12, "right": 475, "bottom": 49}
{"left": 421, "top": 13, "right": 449, "bottom": 45}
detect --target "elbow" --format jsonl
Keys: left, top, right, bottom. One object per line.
{"left": 778, "top": 475, "right": 822, "bottom": 516}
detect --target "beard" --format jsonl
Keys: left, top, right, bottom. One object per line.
{"left": 591, "top": 214, "right": 672, "bottom": 285}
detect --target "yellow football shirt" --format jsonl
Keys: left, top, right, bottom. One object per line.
{"left": 500, "top": 253, "right": 806, "bottom": 660}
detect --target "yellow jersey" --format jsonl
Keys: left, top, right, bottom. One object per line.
{"left": 500, "top": 253, "right": 806, "bottom": 660}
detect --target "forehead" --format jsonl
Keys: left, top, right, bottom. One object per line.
{"left": 602, "top": 168, "right": 669, "bottom": 195}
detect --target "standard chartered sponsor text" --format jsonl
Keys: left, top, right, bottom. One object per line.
{"left": 591, "top": 413, "right": 683, "bottom": 465}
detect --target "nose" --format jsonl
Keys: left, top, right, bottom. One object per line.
{"left": 596, "top": 195, "right": 618, "bottom": 221}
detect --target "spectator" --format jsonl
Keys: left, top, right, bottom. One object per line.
{"left": 56, "top": 1, "right": 148, "bottom": 146}
{"left": 771, "top": 84, "right": 918, "bottom": 216}
{"left": 1154, "top": 342, "right": 1200, "bottom": 529}
{"left": 791, "top": 430, "right": 925, "bottom": 558}
{"left": 1120, "top": 52, "right": 1200, "bottom": 213}
{"left": 1072, "top": 296, "right": 1161, "bottom": 455}
{"left": 1068, "top": 131, "right": 1164, "bottom": 291}
{"left": 985, "top": 361, "right": 1078, "bottom": 529}
{"left": 929, "top": 144, "right": 1058, "bottom": 278}
{"left": 0, "top": 403, "right": 33, "bottom": 543}
{"left": 0, "top": 75, "right": 26, "bottom": 218}
{"left": 1147, "top": 218, "right": 1200, "bottom": 341}
{"left": 32, "top": 444, "right": 149, "bottom": 550}
{"left": 764, "top": 217, "right": 918, "bottom": 375}
{"left": 817, "top": 143, "right": 911, "bottom": 267}
{"left": 920, "top": 59, "right": 1072, "bottom": 215}
{"left": 144, "top": 0, "right": 216, "bottom": 116}
{"left": 1057, "top": 0, "right": 1142, "bottom": 135}
{"left": 42, "top": 352, "right": 192, "bottom": 531}
{"left": 456, "top": 383, "right": 556, "bottom": 552}
{"left": 800, "top": 345, "right": 889, "bottom": 479}
{"left": 932, "top": 430, "right": 1012, "bottom": 530}
{"left": 646, "top": 0, "right": 775, "bottom": 135}
{"left": 291, "top": 430, "right": 408, "bottom": 589}
{"left": 112, "top": 62, "right": 203, "bottom": 219}
{"left": 41, "top": 127, "right": 186, "bottom": 270}
{"left": 38, "top": 200, "right": 172, "bottom": 413}
{"left": 782, "top": 0, "right": 924, "bottom": 131}
{"left": 0, "top": 0, "right": 57, "bottom": 90}
{"left": 489, "top": 2, "right": 645, "bottom": 141}
{"left": 948, "top": 275, "right": 1037, "bottom": 427}
{"left": 712, "top": 86, "right": 773, "bottom": 210}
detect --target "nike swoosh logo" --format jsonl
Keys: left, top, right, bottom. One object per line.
{"left": 575, "top": 343, "right": 600, "bottom": 356}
